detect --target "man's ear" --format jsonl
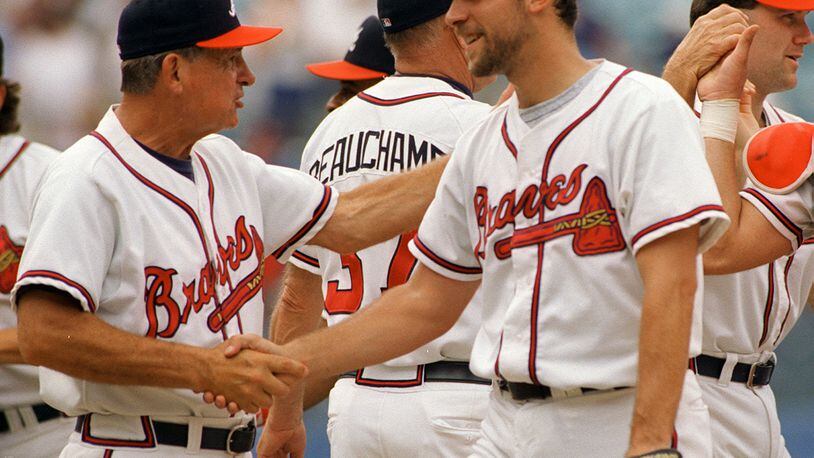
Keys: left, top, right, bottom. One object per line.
{"left": 160, "top": 53, "right": 185, "bottom": 94}
{"left": 527, "top": 0, "right": 555, "bottom": 15}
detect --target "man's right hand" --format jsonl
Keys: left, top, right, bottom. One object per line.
{"left": 198, "top": 338, "right": 307, "bottom": 414}
{"left": 257, "top": 419, "right": 307, "bottom": 458}
{"left": 664, "top": 5, "right": 749, "bottom": 82}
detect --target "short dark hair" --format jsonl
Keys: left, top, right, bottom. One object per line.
{"left": 690, "top": 0, "right": 758, "bottom": 25}
{"left": 555, "top": 0, "right": 579, "bottom": 28}
{"left": 0, "top": 79, "right": 21, "bottom": 135}
{"left": 120, "top": 46, "right": 204, "bottom": 95}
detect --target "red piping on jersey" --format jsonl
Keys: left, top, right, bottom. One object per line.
{"left": 630, "top": 205, "right": 725, "bottom": 248}
{"left": 742, "top": 188, "right": 804, "bottom": 247}
{"left": 79, "top": 414, "right": 156, "bottom": 448}
{"left": 0, "top": 140, "right": 30, "bottom": 180}
{"left": 413, "top": 236, "right": 483, "bottom": 275}
{"left": 292, "top": 250, "right": 320, "bottom": 268}
{"left": 197, "top": 155, "right": 240, "bottom": 336}
{"left": 103, "top": 450, "right": 114, "bottom": 458}
{"left": 501, "top": 115, "right": 518, "bottom": 159}
{"left": 769, "top": 105, "right": 787, "bottom": 124}
{"left": 526, "top": 68, "right": 634, "bottom": 385}
{"left": 271, "top": 186, "right": 333, "bottom": 259}
{"left": 356, "top": 91, "right": 465, "bottom": 107}
{"left": 89, "top": 132, "right": 214, "bottom": 262}
{"left": 353, "top": 366, "right": 425, "bottom": 388}
{"left": 758, "top": 263, "right": 776, "bottom": 347}
{"left": 18, "top": 270, "right": 97, "bottom": 312}
{"left": 671, "top": 429, "right": 678, "bottom": 449}
{"left": 773, "top": 256, "right": 795, "bottom": 346}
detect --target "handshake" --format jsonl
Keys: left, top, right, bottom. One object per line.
{"left": 199, "top": 334, "right": 303, "bottom": 415}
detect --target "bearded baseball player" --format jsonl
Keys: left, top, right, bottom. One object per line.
{"left": 662, "top": 1, "right": 814, "bottom": 456}
{"left": 0, "top": 32, "right": 74, "bottom": 456}
{"left": 258, "top": 1, "right": 496, "bottom": 456}
{"left": 11, "top": 0, "right": 454, "bottom": 456}
{"left": 210, "top": 0, "right": 756, "bottom": 456}
{"left": 306, "top": 15, "right": 395, "bottom": 113}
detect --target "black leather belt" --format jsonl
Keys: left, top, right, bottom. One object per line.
{"left": 0, "top": 403, "right": 62, "bottom": 433}
{"left": 340, "top": 361, "right": 490, "bottom": 385}
{"left": 499, "top": 380, "right": 630, "bottom": 401}
{"left": 692, "top": 354, "right": 775, "bottom": 387}
{"left": 74, "top": 415, "right": 256, "bottom": 453}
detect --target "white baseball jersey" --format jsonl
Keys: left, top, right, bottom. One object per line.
{"left": 10, "top": 107, "right": 337, "bottom": 422}
{"left": 0, "top": 134, "right": 58, "bottom": 408}
{"left": 290, "top": 76, "right": 491, "bottom": 376}
{"left": 410, "top": 60, "right": 729, "bottom": 388}
{"left": 702, "top": 103, "right": 814, "bottom": 359}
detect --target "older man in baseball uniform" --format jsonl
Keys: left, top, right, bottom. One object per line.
{"left": 662, "top": 1, "right": 814, "bottom": 456}
{"left": 0, "top": 32, "right": 74, "bottom": 456}
{"left": 213, "top": 0, "right": 762, "bottom": 456}
{"left": 262, "top": 1, "right": 494, "bottom": 456}
{"left": 11, "top": 0, "right": 452, "bottom": 456}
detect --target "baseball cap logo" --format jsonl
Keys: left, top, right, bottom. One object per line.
{"left": 382, "top": 18, "right": 392, "bottom": 27}
{"left": 228, "top": 0, "right": 237, "bottom": 17}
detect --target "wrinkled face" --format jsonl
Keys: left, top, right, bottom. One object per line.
{"left": 327, "top": 79, "right": 380, "bottom": 113}
{"left": 447, "top": 0, "right": 531, "bottom": 77}
{"left": 181, "top": 48, "right": 255, "bottom": 131}
{"left": 745, "top": 5, "right": 813, "bottom": 95}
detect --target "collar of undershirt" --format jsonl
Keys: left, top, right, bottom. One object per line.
{"left": 393, "top": 72, "right": 474, "bottom": 98}
{"left": 517, "top": 64, "right": 603, "bottom": 127}
{"left": 133, "top": 138, "right": 195, "bottom": 182}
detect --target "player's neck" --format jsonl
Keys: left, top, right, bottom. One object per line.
{"left": 116, "top": 96, "right": 197, "bottom": 159}
{"left": 751, "top": 92, "right": 769, "bottom": 128}
{"left": 509, "top": 40, "right": 594, "bottom": 109}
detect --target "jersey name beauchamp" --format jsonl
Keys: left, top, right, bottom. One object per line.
{"left": 308, "top": 130, "right": 446, "bottom": 183}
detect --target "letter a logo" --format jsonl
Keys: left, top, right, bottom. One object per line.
{"left": 228, "top": 0, "right": 237, "bottom": 17}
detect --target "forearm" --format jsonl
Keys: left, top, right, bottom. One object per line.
{"left": 662, "top": 63, "right": 698, "bottom": 107}
{"left": 268, "top": 267, "right": 325, "bottom": 426}
{"left": 628, "top": 283, "right": 695, "bottom": 455}
{"left": 313, "top": 156, "right": 449, "bottom": 254}
{"left": 17, "top": 289, "right": 211, "bottom": 391}
{"left": 0, "top": 328, "right": 25, "bottom": 365}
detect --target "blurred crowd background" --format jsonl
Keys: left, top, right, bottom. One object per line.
{"left": 0, "top": 0, "right": 811, "bottom": 456}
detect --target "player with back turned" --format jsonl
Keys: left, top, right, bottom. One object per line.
{"left": 211, "top": 0, "right": 761, "bottom": 456}
{"left": 263, "top": 1, "right": 495, "bottom": 456}
{"left": 662, "top": 1, "right": 814, "bottom": 456}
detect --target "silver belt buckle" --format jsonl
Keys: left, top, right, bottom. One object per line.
{"left": 746, "top": 363, "right": 759, "bottom": 388}
{"left": 226, "top": 422, "right": 255, "bottom": 455}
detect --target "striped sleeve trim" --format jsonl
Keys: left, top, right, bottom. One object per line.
{"left": 409, "top": 236, "right": 482, "bottom": 280}
{"left": 272, "top": 186, "right": 335, "bottom": 260}
{"left": 291, "top": 250, "right": 320, "bottom": 268}
{"left": 631, "top": 205, "right": 727, "bottom": 252}
{"left": 741, "top": 188, "right": 804, "bottom": 249}
{"left": 14, "top": 270, "right": 97, "bottom": 313}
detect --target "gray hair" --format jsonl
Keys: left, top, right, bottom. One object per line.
{"left": 120, "top": 46, "right": 205, "bottom": 95}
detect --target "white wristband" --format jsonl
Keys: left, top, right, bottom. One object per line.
{"left": 700, "top": 99, "right": 740, "bottom": 143}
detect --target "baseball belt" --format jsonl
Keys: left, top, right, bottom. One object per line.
{"left": 73, "top": 416, "right": 256, "bottom": 453}
{"left": 498, "top": 380, "right": 631, "bottom": 401}
{"left": 0, "top": 403, "right": 62, "bottom": 433}
{"left": 691, "top": 354, "right": 775, "bottom": 387}
{"left": 339, "top": 361, "right": 491, "bottom": 385}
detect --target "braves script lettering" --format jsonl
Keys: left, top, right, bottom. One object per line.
{"left": 144, "top": 216, "right": 264, "bottom": 338}
{"left": 474, "top": 164, "right": 587, "bottom": 258}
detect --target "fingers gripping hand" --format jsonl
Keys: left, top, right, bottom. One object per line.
{"left": 667, "top": 5, "right": 749, "bottom": 79}
{"left": 697, "top": 25, "right": 759, "bottom": 102}
{"left": 257, "top": 421, "right": 307, "bottom": 458}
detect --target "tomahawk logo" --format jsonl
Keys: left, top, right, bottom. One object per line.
{"left": 0, "top": 226, "right": 23, "bottom": 294}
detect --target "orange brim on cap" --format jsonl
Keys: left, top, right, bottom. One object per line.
{"left": 756, "top": 0, "right": 814, "bottom": 10}
{"left": 306, "top": 60, "right": 388, "bottom": 81}
{"left": 197, "top": 25, "right": 283, "bottom": 48}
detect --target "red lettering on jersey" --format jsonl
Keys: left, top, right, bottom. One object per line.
{"left": 0, "top": 226, "right": 24, "bottom": 294}
{"left": 474, "top": 165, "right": 587, "bottom": 258}
{"left": 143, "top": 217, "right": 266, "bottom": 338}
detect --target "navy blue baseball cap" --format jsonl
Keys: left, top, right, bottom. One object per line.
{"left": 306, "top": 16, "right": 395, "bottom": 81}
{"left": 378, "top": 0, "right": 453, "bottom": 34}
{"left": 117, "top": 0, "right": 283, "bottom": 60}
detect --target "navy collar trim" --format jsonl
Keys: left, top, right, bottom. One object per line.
{"left": 394, "top": 73, "right": 473, "bottom": 98}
